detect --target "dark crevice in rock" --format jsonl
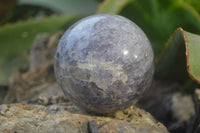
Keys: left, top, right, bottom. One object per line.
{"left": 187, "top": 89, "right": 200, "bottom": 133}
{"left": 0, "top": 84, "right": 9, "bottom": 104}
{"left": 87, "top": 122, "right": 92, "bottom": 133}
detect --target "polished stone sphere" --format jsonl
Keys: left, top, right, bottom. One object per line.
{"left": 54, "top": 14, "right": 154, "bottom": 114}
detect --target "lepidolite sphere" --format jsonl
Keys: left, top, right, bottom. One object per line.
{"left": 54, "top": 14, "right": 154, "bottom": 114}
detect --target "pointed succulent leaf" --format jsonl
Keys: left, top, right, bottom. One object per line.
{"left": 97, "top": 0, "right": 133, "bottom": 14}
{"left": 156, "top": 28, "right": 200, "bottom": 84}
{"left": 18, "top": 0, "right": 99, "bottom": 14}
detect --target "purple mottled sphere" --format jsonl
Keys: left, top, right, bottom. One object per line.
{"left": 54, "top": 14, "right": 154, "bottom": 114}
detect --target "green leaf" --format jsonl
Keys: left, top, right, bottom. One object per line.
{"left": 185, "top": 31, "right": 200, "bottom": 84}
{"left": 97, "top": 0, "right": 133, "bottom": 14}
{"left": 0, "top": 15, "right": 81, "bottom": 83}
{"left": 18, "top": 0, "right": 99, "bottom": 14}
{"left": 156, "top": 28, "right": 200, "bottom": 84}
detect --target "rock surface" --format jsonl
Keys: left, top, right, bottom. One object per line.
{"left": 138, "top": 81, "right": 195, "bottom": 132}
{"left": 4, "top": 32, "right": 63, "bottom": 104}
{"left": 0, "top": 103, "right": 168, "bottom": 133}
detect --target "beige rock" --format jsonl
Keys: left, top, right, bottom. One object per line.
{"left": 0, "top": 104, "right": 169, "bottom": 133}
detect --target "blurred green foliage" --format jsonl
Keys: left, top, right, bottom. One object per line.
{"left": 18, "top": 0, "right": 99, "bottom": 14}
{"left": 0, "top": 15, "right": 80, "bottom": 82}
{"left": 0, "top": 0, "right": 200, "bottom": 91}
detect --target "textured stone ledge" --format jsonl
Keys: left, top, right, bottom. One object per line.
{"left": 0, "top": 103, "right": 168, "bottom": 133}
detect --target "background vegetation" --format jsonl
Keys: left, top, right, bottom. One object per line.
{"left": 0, "top": 0, "right": 200, "bottom": 92}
